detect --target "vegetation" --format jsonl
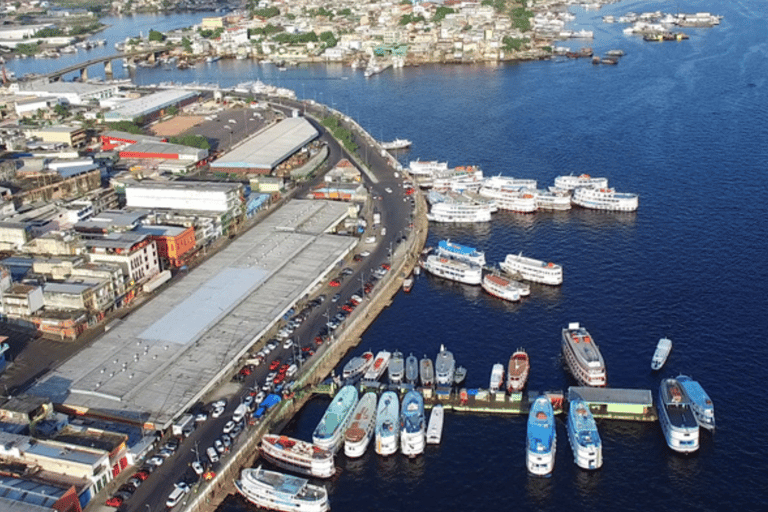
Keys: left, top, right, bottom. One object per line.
{"left": 510, "top": 7, "right": 533, "bottom": 32}
{"left": 69, "top": 22, "right": 104, "bottom": 36}
{"left": 432, "top": 6, "right": 455, "bottom": 23}
{"left": 250, "top": 24, "right": 283, "bottom": 37}
{"left": 169, "top": 134, "right": 211, "bottom": 150}
{"left": 15, "top": 42, "right": 40, "bottom": 56}
{"left": 399, "top": 14, "right": 425, "bottom": 26}
{"left": 251, "top": 6, "right": 280, "bottom": 18}
{"left": 338, "top": 8, "right": 351, "bottom": 16}
{"left": 198, "top": 27, "right": 225, "bottom": 39}
{"left": 321, "top": 116, "right": 357, "bottom": 153}
{"left": 54, "top": 104, "right": 70, "bottom": 118}
{"left": 148, "top": 29, "right": 165, "bottom": 42}
{"left": 106, "top": 121, "right": 143, "bottom": 134}
{"left": 319, "top": 31, "right": 338, "bottom": 48}
{"left": 181, "top": 37, "right": 192, "bottom": 53}
{"left": 502, "top": 36, "right": 529, "bottom": 51}
{"left": 33, "top": 27, "right": 64, "bottom": 38}
{"left": 273, "top": 31, "right": 318, "bottom": 44}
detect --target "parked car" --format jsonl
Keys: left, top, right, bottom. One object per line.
{"left": 283, "top": 338, "right": 294, "bottom": 350}
{"left": 223, "top": 420, "right": 236, "bottom": 434}
{"left": 146, "top": 455, "right": 165, "bottom": 467}
{"left": 192, "top": 461, "right": 205, "bottom": 475}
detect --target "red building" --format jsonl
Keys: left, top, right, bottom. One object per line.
{"left": 135, "top": 225, "right": 197, "bottom": 268}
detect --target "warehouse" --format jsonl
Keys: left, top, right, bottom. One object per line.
{"left": 103, "top": 90, "right": 199, "bottom": 124}
{"left": 117, "top": 141, "right": 207, "bottom": 163}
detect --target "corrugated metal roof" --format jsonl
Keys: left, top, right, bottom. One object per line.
{"left": 568, "top": 386, "right": 653, "bottom": 405}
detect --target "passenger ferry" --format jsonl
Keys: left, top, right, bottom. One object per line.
{"left": 421, "top": 254, "right": 482, "bottom": 285}
{"left": 526, "top": 396, "right": 557, "bottom": 476}
{"left": 572, "top": 186, "right": 639, "bottom": 211}
{"left": 436, "top": 239, "right": 486, "bottom": 266}
{"left": 409, "top": 159, "right": 448, "bottom": 186}
{"left": 432, "top": 165, "right": 484, "bottom": 193}
{"left": 388, "top": 351, "right": 405, "bottom": 384}
{"left": 567, "top": 398, "right": 603, "bottom": 470}
{"left": 234, "top": 466, "right": 330, "bottom": 512}
{"left": 677, "top": 375, "right": 715, "bottom": 431}
{"left": 312, "top": 385, "right": 359, "bottom": 453}
{"left": 532, "top": 187, "right": 572, "bottom": 210}
{"left": 426, "top": 404, "right": 444, "bottom": 444}
{"left": 658, "top": 378, "right": 700, "bottom": 453}
{"left": 481, "top": 175, "right": 538, "bottom": 192}
{"left": 426, "top": 190, "right": 493, "bottom": 223}
{"left": 435, "top": 344, "right": 456, "bottom": 386}
{"left": 363, "top": 351, "right": 391, "bottom": 381}
{"left": 419, "top": 356, "right": 434, "bottom": 387}
{"left": 260, "top": 435, "right": 335, "bottom": 479}
{"left": 344, "top": 392, "right": 378, "bottom": 458}
{"left": 400, "top": 390, "right": 426, "bottom": 457}
{"left": 489, "top": 363, "right": 505, "bottom": 392}
{"left": 651, "top": 337, "right": 672, "bottom": 371}
{"left": 500, "top": 253, "right": 563, "bottom": 285}
{"left": 481, "top": 272, "right": 522, "bottom": 302}
{"left": 554, "top": 174, "right": 609, "bottom": 190}
{"left": 375, "top": 391, "right": 400, "bottom": 456}
{"left": 561, "top": 323, "right": 607, "bottom": 387}
{"left": 478, "top": 177, "right": 538, "bottom": 212}
{"left": 507, "top": 349, "right": 530, "bottom": 392}
{"left": 342, "top": 351, "right": 374, "bottom": 380}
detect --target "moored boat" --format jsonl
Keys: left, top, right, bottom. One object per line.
{"left": 454, "top": 366, "right": 467, "bottom": 386}
{"left": 532, "top": 187, "right": 572, "bottom": 210}
{"left": 481, "top": 272, "right": 522, "bottom": 302}
{"left": 677, "top": 375, "right": 715, "bottom": 431}
{"left": 507, "top": 349, "right": 530, "bottom": 393}
{"left": 405, "top": 353, "right": 419, "bottom": 384}
{"left": 567, "top": 398, "right": 603, "bottom": 470}
{"left": 561, "top": 323, "right": 607, "bottom": 387}
{"left": 554, "top": 174, "right": 609, "bottom": 190}
{"left": 400, "top": 390, "right": 426, "bottom": 457}
{"left": 426, "top": 404, "right": 444, "bottom": 444}
{"left": 572, "top": 186, "right": 639, "bottom": 211}
{"left": 426, "top": 190, "right": 494, "bottom": 223}
{"left": 388, "top": 351, "right": 405, "bottom": 384}
{"left": 312, "top": 385, "right": 359, "bottom": 453}
{"left": 658, "top": 378, "right": 700, "bottom": 453}
{"left": 344, "top": 392, "right": 378, "bottom": 458}
{"left": 421, "top": 253, "right": 482, "bottom": 285}
{"left": 381, "top": 138, "right": 412, "bottom": 150}
{"left": 526, "top": 396, "right": 556, "bottom": 476}
{"left": 342, "top": 351, "right": 374, "bottom": 380}
{"left": 432, "top": 165, "right": 484, "bottom": 193}
{"left": 420, "top": 356, "right": 435, "bottom": 387}
{"left": 402, "top": 275, "right": 413, "bottom": 292}
{"left": 651, "top": 337, "right": 672, "bottom": 371}
{"left": 436, "top": 239, "right": 486, "bottom": 266}
{"left": 500, "top": 253, "right": 563, "bottom": 285}
{"left": 234, "top": 466, "right": 330, "bottom": 512}
{"left": 260, "top": 435, "right": 335, "bottom": 479}
{"left": 489, "top": 363, "right": 505, "bottom": 392}
{"left": 375, "top": 391, "right": 400, "bottom": 456}
{"left": 435, "top": 344, "right": 455, "bottom": 386}
{"left": 478, "top": 176, "right": 538, "bottom": 212}
{"left": 363, "top": 351, "right": 391, "bottom": 381}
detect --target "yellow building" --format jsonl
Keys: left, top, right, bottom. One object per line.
{"left": 201, "top": 17, "right": 224, "bottom": 29}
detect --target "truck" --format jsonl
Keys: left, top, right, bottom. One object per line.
{"left": 172, "top": 414, "right": 194, "bottom": 437}
{"left": 373, "top": 211, "right": 381, "bottom": 225}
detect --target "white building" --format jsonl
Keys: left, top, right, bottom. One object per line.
{"left": 85, "top": 232, "right": 160, "bottom": 286}
{"left": 125, "top": 181, "right": 244, "bottom": 214}
{"left": 12, "top": 82, "right": 119, "bottom": 105}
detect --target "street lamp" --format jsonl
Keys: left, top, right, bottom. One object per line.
{"left": 192, "top": 441, "right": 200, "bottom": 463}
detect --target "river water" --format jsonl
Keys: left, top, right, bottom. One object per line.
{"left": 9, "top": 1, "right": 768, "bottom": 510}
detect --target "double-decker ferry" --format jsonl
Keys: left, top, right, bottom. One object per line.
{"left": 572, "top": 186, "right": 639, "bottom": 211}
{"left": 554, "top": 174, "right": 609, "bottom": 190}
{"left": 500, "top": 253, "right": 563, "bottom": 285}
{"left": 312, "top": 385, "right": 359, "bottom": 453}
{"left": 344, "top": 392, "right": 378, "bottom": 458}
{"left": 567, "top": 398, "right": 603, "bottom": 470}
{"left": 234, "top": 466, "right": 330, "bottom": 512}
{"left": 658, "top": 378, "right": 700, "bottom": 453}
{"left": 561, "top": 323, "right": 607, "bottom": 387}
{"left": 260, "top": 435, "right": 335, "bottom": 479}
{"left": 527, "top": 396, "right": 556, "bottom": 476}
{"left": 375, "top": 391, "right": 400, "bottom": 456}
{"left": 400, "top": 390, "right": 426, "bottom": 457}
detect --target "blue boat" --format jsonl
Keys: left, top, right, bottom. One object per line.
{"left": 400, "top": 390, "right": 426, "bottom": 457}
{"left": 312, "top": 385, "right": 359, "bottom": 454}
{"left": 567, "top": 398, "right": 602, "bottom": 470}
{"left": 677, "top": 375, "right": 715, "bottom": 431}
{"left": 527, "top": 395, "right": 556, "bottom": 476}
{"left": 436, "top": 239, "right": 486, "bottom": 266}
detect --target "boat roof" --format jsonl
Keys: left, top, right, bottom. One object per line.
{"left": 677, "top": 376, "right": 713, "bottom": 407}
{"left": 563, "top": 327, "right": 605, "bottom": 367}
{"left": 569, "top": 399, "right": 599, "bottom": 433}
{"left": 249, "top": 467, "right": 307, "bottom": 496}
{"left": 568, "top": 387, "right": 653, "bottom": 406}
{"left": 438, "top": 239, "right": 480, "bottom": 255}
{"left": 314, "top": 385, "right": 358, "bottom": 437}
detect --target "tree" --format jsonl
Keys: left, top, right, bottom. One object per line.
{"left": 169, "top": 134, "right": 211, "bottom": 150}
{"left": 181, "top": 37, "right": 192, "bottom": 53}
{"left": 432, "top": 6, "right": 455, "bottom": 23}
{"left": 54, "top": 104, "right": 70, "bottom": 118}
{"left": 148, "top": 29, "right": 165, "bottom": 42}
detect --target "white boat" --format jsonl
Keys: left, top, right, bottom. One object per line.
{"left": 507, "top": 349, "right": 530, "bottom": 393}
{"left": 526, "top": 396, "right": 556, "bottom": 476}
{"left": 531, "top": 187, "right": 572, "bottom": 210}
{"left": 312, "top": 385, "right": 359, "bottom": 453}
{"left": 260, "top": 435, "right": 335, "bottom": 479}
{"left": 400, "top": 390, "right": 426, "bottom": 457}
{"left": 651, "top": 337, "right": 672, "bottom": 371}
{"left": 375, "top": 391, "right": 400, "bottom": 456}
{"left": 500, "top": 253, "right": 563, "bottom": 285}
{"left": 481, "top": 273, "right": 522, "bottom": 302}
{"left": 561, "top": 323, "right": 607, "bottom": 387}
{"left": 206, "top": 55, "right": 221, "bottom": 63}
{"left": 363, "top": 351, "right": 391, "bottom": 381}
{"left": 419, "top": 356, "right": 434, "bottom": 387}
{"left": 454, "top": 366, "right": 467, "bottom": 385}
{"left": 677, "top": 375, "right": 715, "bottom": 431}
{"left": 481, "top": 175, "right": 538, "bottom": 192}
{"left": 554, "top": 174, "right": 609, "bottom": 190}
{"left": 381, "top": 138, "right": 412, "bottom": 150}
{"left": 409, "top": 160, "right": 448, "bottom": 181}
{"left": 426, "top": 404, "right": 444, "bottom": 444}
{"left": 344, "top": 392, "right": 378, "bottom": 458}
{"left": 388, "top": 350, "right": 405, "bottom": 384}
{"left": 567, "top": 398, "right": 603, "bottom": 470}
{"left": 342, "top": 351, "right": 374, "bottom": 380}
{"left": 436, "top": 239, "right": 486, "bottom": 266}
{"left": 405, "top": 353, "right": 419, "bottom": 384}
{"left": 426, "top": 190, "right": 494, "bottom": 223}
{"left": 572, "top": 186, "right": 639, "bottom": 212}
{"left": 402, "top": 276, "right": 413, "bottom": 292}
{"left": 478, "top": 178, "right": 538, "bottom": 212}
{"left": 421, "top": 254, "right": 482, "bottom": 285}
{"left": 234, "top": 467, "right": 330, "bottom": 512}
{"left": 435, "top": 344, "right": 455, "bottom": 386}
{"left": 432, "top": 165, "right": 484, "bottom": 193}
{"left": 489, "top": 363, "right": 505, "bottom": 392}
{"left": 658, "top": 378, "right": 700, "bottom": 453}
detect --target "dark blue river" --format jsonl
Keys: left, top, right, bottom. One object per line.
{"left": 10, "top": 1, "right": 767, "bottom": 510}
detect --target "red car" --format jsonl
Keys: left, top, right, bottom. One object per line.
{"left": 302, "top": 346, "right": 313, "bottom": 352}
{"left": 342, "top": 304, "right": 353, "bottom": 313}
{"left": 329, "top": 279, "right": 340, "bottom": 287}
{"left": 105, "top": 497, "right": 124, "bottom": 508}
{"left": 315, "top": 337, "right": 324, "bottom": 346}
{"left": 132, "top": 470, "right": 150, "bottom": 481}
{"left": 269, "top": 360, "right": 281, "bottom": 370}
{"left": 279, "top": 364, "right": 290, "bottom": 374}
{"left": 273, "top": 373, "right": 286, "bottom": 385}
{"left": 381, "top": 263, "right": 391, "bottom": 270}
{"left": 239, "top": 366, "right": 251, "bottom": 376}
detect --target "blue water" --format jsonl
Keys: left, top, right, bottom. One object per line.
{"left": 12, "top": 1, "right": 768, "bottom": 510}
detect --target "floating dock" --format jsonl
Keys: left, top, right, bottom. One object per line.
{"left": 568, "top": 386, "right": 657, "bottom": 421}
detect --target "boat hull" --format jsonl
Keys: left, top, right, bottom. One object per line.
{"left": 527, "top": 397, "right": 556, "bottom": 476}
{"left": 658, "top": 379, "right": 700, "bottom": 453}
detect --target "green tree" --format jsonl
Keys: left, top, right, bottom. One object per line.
{"left": 54, "top": 104, "right": 70, "bottom": 118}
{"left": 33, "top": 27, "right": 64, "bottom": 38}
{"left": 252, "top": 6, "right": 280, "bottom": 18}
{"left": 106, "top": 121, "right": 143, "bottom": 134}
{"left": 169, "top": 134, "right": 211, "bottom": 150}
{"left": 432, "top": 6, "right": 455, "bottom": 23}
{"left": 181, "top": 37, "right": 192, "bottom": 53}
{"left": 15, "top": 42, "right": 40, "bottom": 56}
{"left": 510, "top": 7, "right": 533, "bottom": 32}
{"left": 319, "top": 31, "right": 337, "bottom": 48}
{"left": 148, "top": 29, "right": 165, "bottom": 42}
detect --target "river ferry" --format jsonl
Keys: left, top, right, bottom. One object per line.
{"left": 260, "top": 435, "right": 335, "bottom": 479}
{"left": 677, "top": 375, "right": 715, "bottom": 431}
{"left": 426, "top": 404, "right": 444, "bottom": 444}
{"left": 363, "top": 351, "right": 391, "bottom": 381}
{"left": 409, "top": 159, "right": 448, "bottom": 185}
{"left": 435, "top": 344, "right": 456, "bottom": 386}
{"left": 526, "top": 396, "right": 557, "bottom": 476}
{"left": 426, "top": 190, "right": 494, "bottom": 223}
{"left": 572, "top": 186, "right": 639, "bottom": 211}
{"left": 342, "top": 351, "right": 374, "bottom": 380}
{"left": 478, "top": 177, "right": 538, "bottom": 212}
{"left": 567, "top": 398, "right": 603, "bottom": 470}
{"left": 658, "top": 378, "right": 700, "bottom": 453}
{"left": 481, "top": 272, "right": 522, "bottom": 302}
{"left": 532, "top": 187, "right": 573, "bottom": 210}
{"left": 554, "top": 174, "right": 609, "bottom": 190}
{"left": 312, "top": 385, "right": 359, "bottom": 453}
{"left": 388, "top": 351, "right": 405, "bottom": 384}
{"left": 436, "top": 239, "right": 486, "bottom": 266}
{"left": 651, "top": 337, "right": 672, "bottom": 371}
{"left": 344, "top": 392, "right": 378, "bottom": 458}
{"left": 432, "top": 165, "right": 484, "bottom": 193}
{"left": 500, "top": 253, "right": 563, "bottom": 285}
{"left": 234, "top": 467, "right": 330, "bottom": 512}
{"left": 561, "top": 323, "right": 607, "bottom": 387}
{"left": 375, "top": 391, "right": 400, "bottom": 456}
{"left": 507, "top": 349, "right": 530, "bottom": 392}
{"left": 421, "top": 254, "right": 482, "bottom": 285}
{"left": 400, "top": 390, "right": 426, "bottom": 457}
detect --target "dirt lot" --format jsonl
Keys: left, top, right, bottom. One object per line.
{"left": 150, "top": 115, "right": 205, "bottom": 137}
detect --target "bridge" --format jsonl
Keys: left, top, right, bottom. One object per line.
{"left": 43, "top": 48, "right": 168, "bottom": 81}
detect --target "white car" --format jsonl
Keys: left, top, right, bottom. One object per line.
{"left": 385, "top": 187, "right": 393, "bottom": 193}
{"left": 211, "top": 406, "right": 225, "bottom": 418}
{"left": 365, "top": 236, "right": 376, "bottom": 244}
{"left": 192, "top": 461, "right": 204, "bottom": 475}
{"left": 254, "top": 391, "right": 266, "bottom": 405}
{"left": 212, "top": 399, "right": 227, "bottom": 409}
{"left": 147, "top": 455, "right": 165, "bottom": 467}
{"left": 282, "top": 338, "right": 294, "bottom": 350}
{"left": 223, "top": 420, "right": 236, "bottom": 434}
{"left": 214, "top": 439, "right": 225, "bottom": 454}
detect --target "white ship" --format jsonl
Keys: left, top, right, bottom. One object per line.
{"left": 651, "top": 337, "right": 672, "bottom": 371}
{"left": 400, "top": 390, "right": 426, "bottom": 457}
{"left": 375, "top": 391, "right": 400, "bottom": 456}
{"left": 527, "top": 396, "right": 556, "bottom": 476}
{"left": 572, "top": 186, "right": 639, "bottom": 212}
{"left": 561, "top": 323, "right": 607, "bottom": 387}
{"left": 260, "top": 435, "right": 335, "bottom": 479}
{"left": 408, "top": 159, "right": 448, "bottom": 182}
{"left": 426, "top": 404, "right": 444, "bottom": 444}
{"left": 234, "top": 467, "right": 330, "bottom": 512}
{"left": 436, "top": 239, "right": 486, "bottom": 266}
{"left": 500, "top": 253, "right": 563, "bottom": 285}
{"left": 432, "top": 165, "right": 484, "bottom": 193}
{"left": 532, "top": 187, "right": 572, "bottom": 210}
{"left": 421, "top": 253, "right": 482, "bottom": 285}
{"left": 344, "top": 391, "right": 378, "bottom": 458}
{"left": 481, "top": 174, "right": 538, "bottom": 191}
{"left": 312, "top": 385, "right": 359, "bottom": 453}
{"left": 426, "top": 190, "right": 494, "bottom": 223}
{"left": 489, "top": 363, "right": 505, "bottom": 392}
{"left": 435, "top": 344, "right": 456, "bottom": 386}
{"left": 481, "top": 273, "right": 522, "bottom": 302}
{"left": 478, "top": 181, "right": 537, "bottom": 212}
{"left": 658, "top": 378, "right": 700, "bottom": 453}
{"left": 388, "top": 350, "right": 405, "bottom": 384}
{"left": 381, "top": 138, "right": 412, "bottom": 150}
{"left": 567, "top": 398, "right": 603, "bottom": 470}
{"left": 363, "top": 351, "right": 391, "bottom": 381}
{"left": 677, "top": 375, "right": 715, "bottom": 431}
{"left": 342, "top": 351, "right": 374, "bottom": 380}
{"left": 554, "top": 174, "right": 609, "bottom": 190}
